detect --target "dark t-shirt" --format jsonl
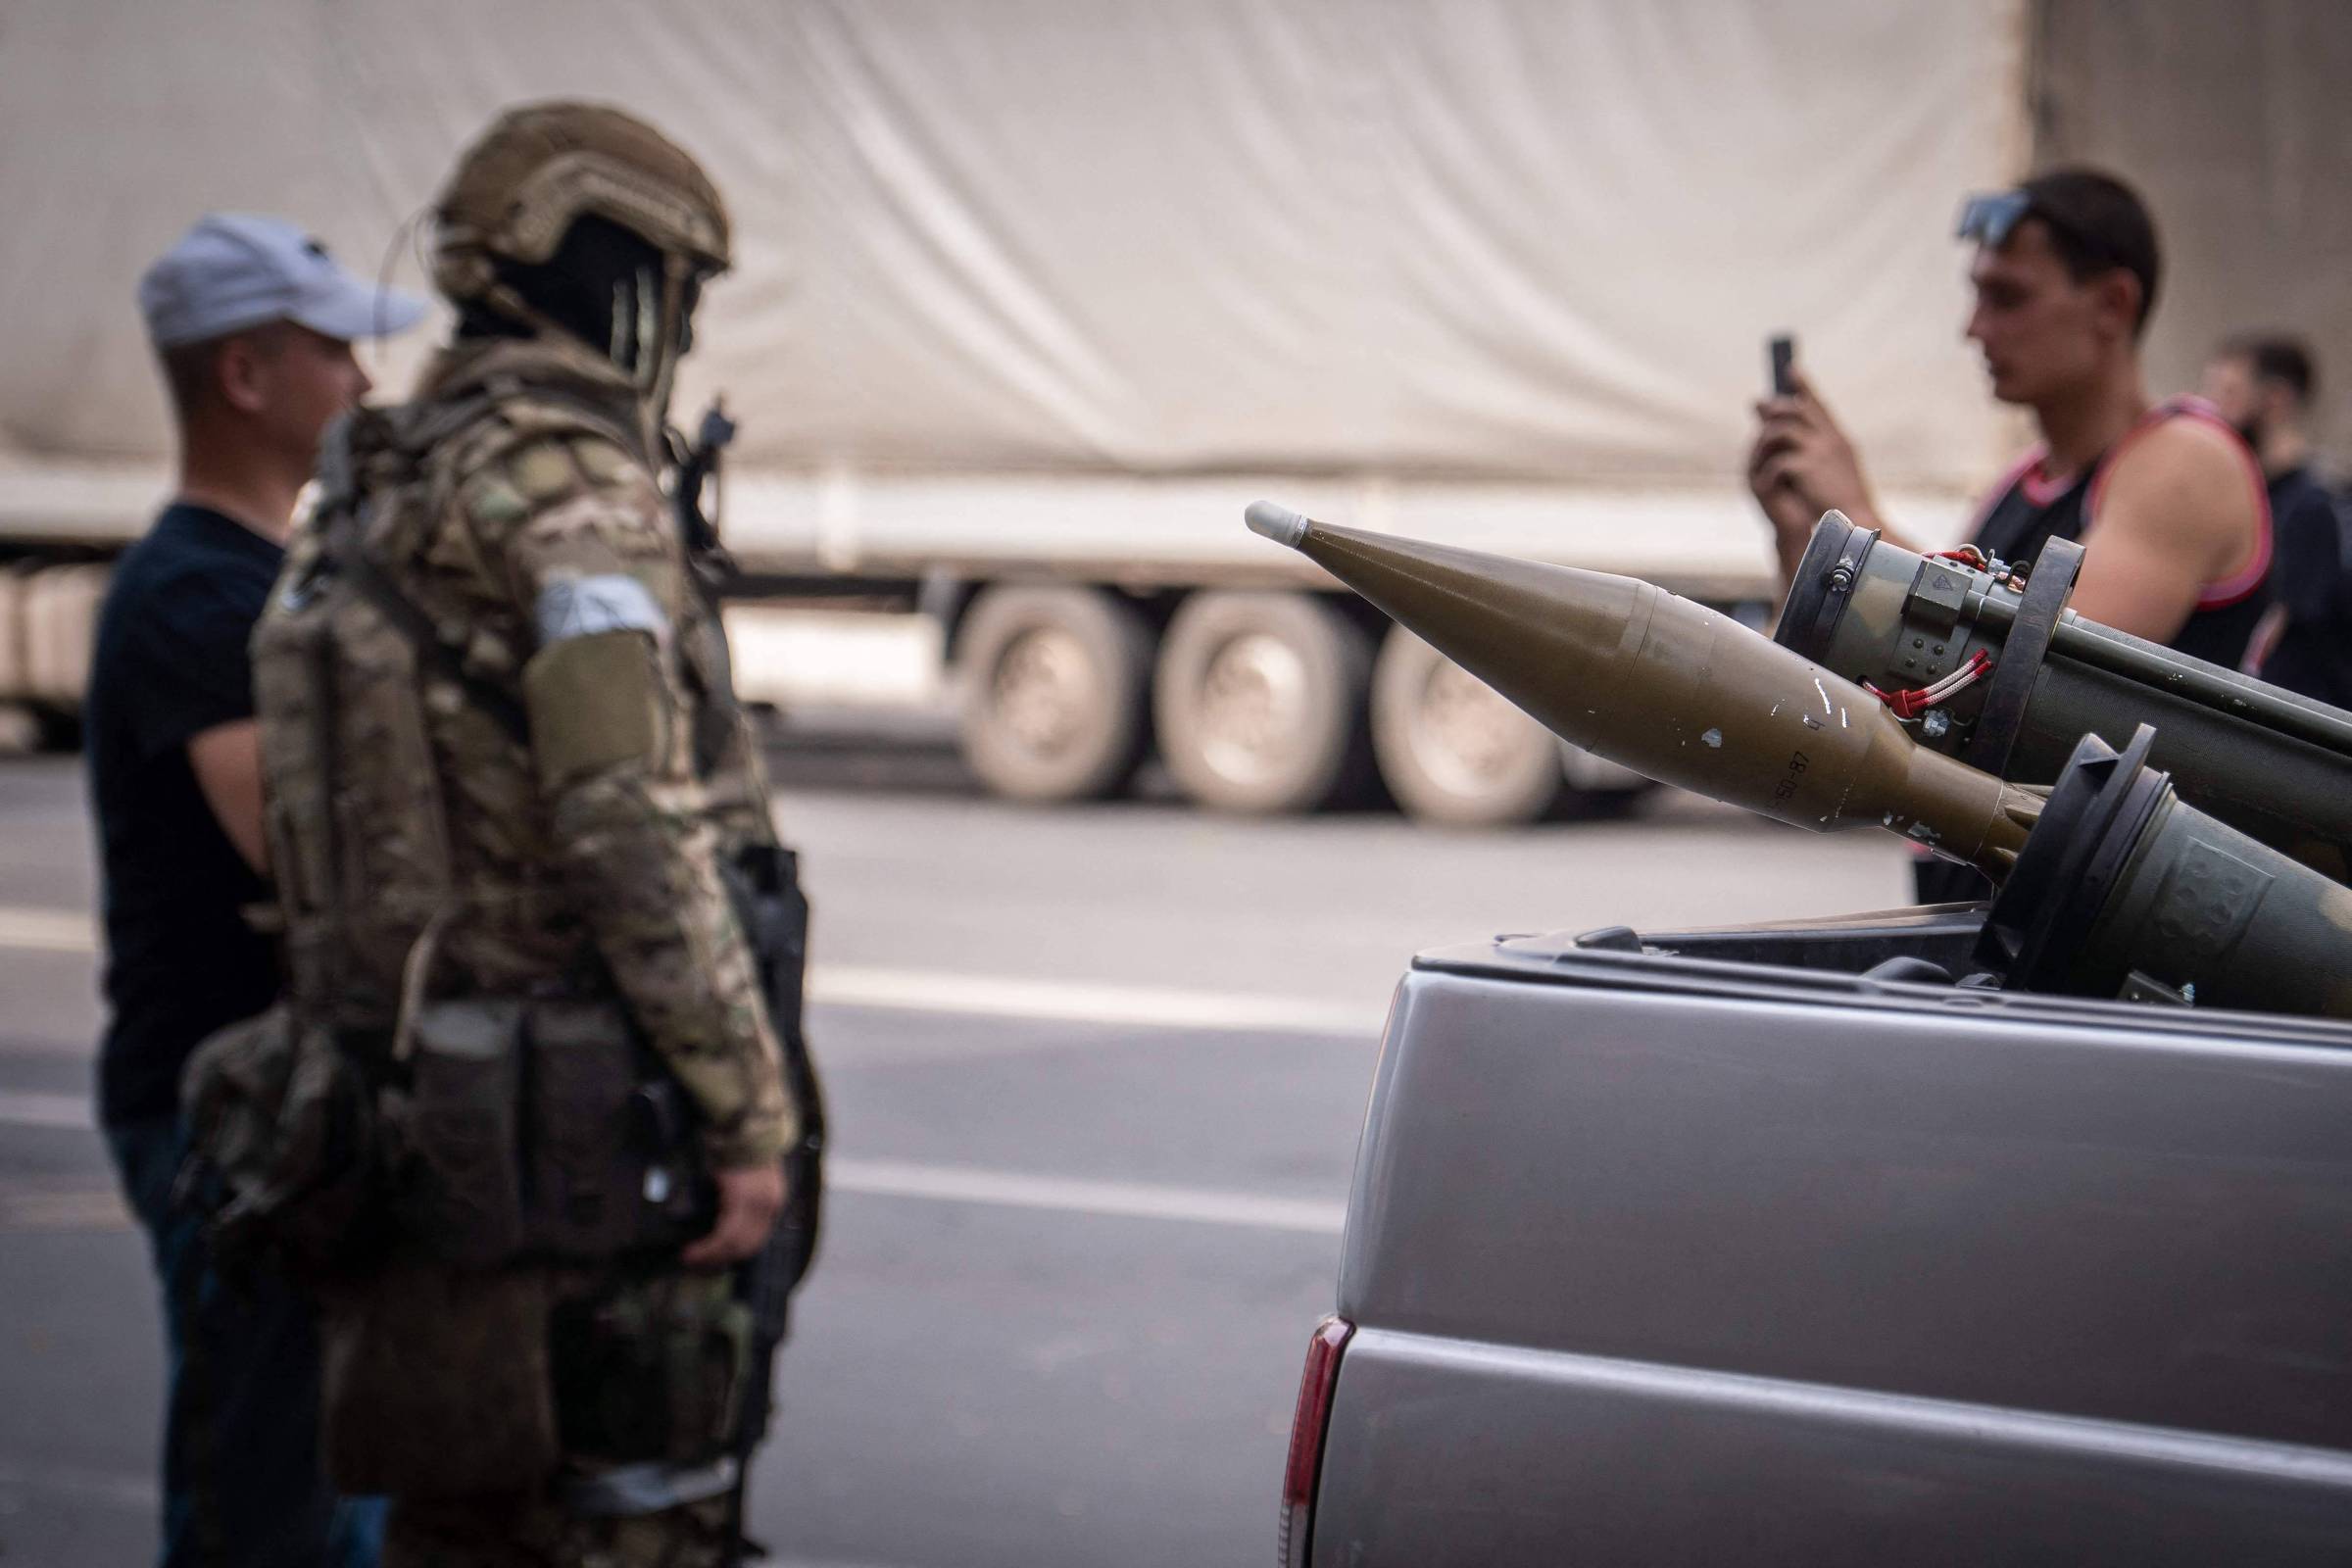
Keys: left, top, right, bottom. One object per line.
{"left": 85, "top": 503, "right": 283, "bottom": 1126}
{"left": 2253, "top": 466, "right": 2352, "bottom": 710}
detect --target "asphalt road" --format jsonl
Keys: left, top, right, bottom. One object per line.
{"left": 0, "top": 740, "right": 1906, "bottom": 1567}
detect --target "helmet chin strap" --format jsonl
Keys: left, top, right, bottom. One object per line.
{"left": 641, "top": 252, "right": 694, "bottom": 441}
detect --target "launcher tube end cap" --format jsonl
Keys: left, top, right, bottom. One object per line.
{"left": 1246, "top": 500, "right": 1310, "bottom": 549}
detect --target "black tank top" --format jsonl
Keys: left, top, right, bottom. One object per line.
{"left": 1970, "top": 397, "right": 2273, "bottom": 669}
{"left": 1914, "top": 399, "right": 2273, "bottom": 906}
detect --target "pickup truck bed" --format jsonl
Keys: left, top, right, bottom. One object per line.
{"left": 1294, "top": 908, "right": 2352, "bottom": 1566}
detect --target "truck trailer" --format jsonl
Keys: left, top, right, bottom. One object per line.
{"left": 4, "top": 1, "right": 2339, "bottom": 820}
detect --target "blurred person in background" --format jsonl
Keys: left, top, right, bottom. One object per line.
{"left": 89, "top": 214, "right": 421, "bottom": 1567}
{"left": 2201, "top": 334, "right": 2352, "bottom": 708}
{"left": 1747, "top": 168, "right": 2271, "bottom": 902}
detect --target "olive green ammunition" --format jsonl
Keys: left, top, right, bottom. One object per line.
{"left": 1776, "top": 512, "right": 2352, "bottom": 881}
{"left": 1245, "top": 502, "right": 2352, "bottom": 1017}
{"left": 1243, "top": 501, "right": 2041, "bottom": 878}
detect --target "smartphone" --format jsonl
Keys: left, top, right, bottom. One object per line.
{"left": 1768, "top": 334, "right": 1797, "bottom": 397}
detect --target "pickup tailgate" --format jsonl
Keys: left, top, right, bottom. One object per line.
{"left": 1311, "top": 948, "right": 2352, "bottom": 1566}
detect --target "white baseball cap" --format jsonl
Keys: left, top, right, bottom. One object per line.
{"left": 138, "top": 213, "right": 428, "bottom": 350}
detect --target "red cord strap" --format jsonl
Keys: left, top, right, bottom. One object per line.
{"left": 1865, "top": 650, "right": 1993, "bottom": 719}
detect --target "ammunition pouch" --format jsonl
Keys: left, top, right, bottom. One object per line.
{"left": 319, "top": 996, "right": 729, "bottom": 1500}
{"left": 401, "top": 1002, "right": 527, "bottom": 1268}
{"left": 319, "top": 1257, "right": 560, "bottom": 1498}
{"left": 529, "top": 998, "right": 711, "bottom": 1256}
{"left": 551, "top": 1271, "right": 754, "bottom": 1469}
{"left": 396, "top": 995, "right": 713, "bottom": 1269}
{"left": 176, "top": 1004, "right": 388, "bottom": 1283}
{"left": 319, "top": 1260, "right": 757, "bottom": 1500}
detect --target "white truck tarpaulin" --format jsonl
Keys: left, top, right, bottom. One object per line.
{"left": 0, "top": 0, "right": 2022, "bottom": 492}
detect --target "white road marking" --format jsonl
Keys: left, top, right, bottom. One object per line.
{"left": 808, "top": 965, "right": 1379, "bottom": 1037}
{"left": 0, "top": 906, "right": 95, "bottom": 953}
{"left": 0, "top": 1185, "right": 131, "bottom": 1231}
{"left": 828, "top": 1156, "right": 1346, "bottom": 1235}
{"left": 0, "top": 1093, "right": 1346, "bottom": 1237}
{"left": 0, "top": 904, "right": 1384, "bottom": 1038}
{"left": 0, "top": 1090, "right": 99, "bottom": 1129}
{"left": 0, "top": 1458, "right": 161, "bottom": 1511}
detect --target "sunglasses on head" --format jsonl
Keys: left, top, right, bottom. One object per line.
{"left": 1956, "top": 190, "right": 2034, "bottom": 248}
{"left": 1957, "top": 187, "right": 2140, "bottom": 284}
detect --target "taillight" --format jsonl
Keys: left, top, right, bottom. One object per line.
{"left": 1278, "top": 1315, "right": 1353, "bottom": 1568}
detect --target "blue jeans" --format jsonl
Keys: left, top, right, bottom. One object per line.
{"left": 107, "top": 1114, "right": 386, "bottom": 1568}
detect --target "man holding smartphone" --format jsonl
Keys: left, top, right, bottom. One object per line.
{"left": 1748, "top": 169, "right": 2270, "bottom": 670}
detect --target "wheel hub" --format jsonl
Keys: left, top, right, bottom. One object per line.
{"left": 1415, "top": 660, "right": 1540, "bottom": 795}
{"left": 992, "top": 627, "right": 1097, "bottom": 756}
{"left": 1197, "top": 632, "right": 1311, "bottom": 784}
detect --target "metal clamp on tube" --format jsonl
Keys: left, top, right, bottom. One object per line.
{"left": 1964, "top": 537, "right": 2082, "bottom": 775}
{"left": 1778, "top": 510, "right": 1882, "bottom": 655}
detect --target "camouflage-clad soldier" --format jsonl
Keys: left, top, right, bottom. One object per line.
{"left": 246, "top": 103, "right": 818, "bottom": 1566}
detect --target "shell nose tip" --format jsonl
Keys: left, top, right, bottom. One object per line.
{"left": 1245, "top": 500, "right": 1309, "bottom": 549}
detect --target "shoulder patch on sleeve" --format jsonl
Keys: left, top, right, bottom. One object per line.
{"left": 522, "top": 631, "right": 662, "bottom": 788}
{"left": 537, "top": 572, "right": 671, "bottom": 645}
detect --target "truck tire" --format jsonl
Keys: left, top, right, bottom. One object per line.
{"left": 0, "top": 568, "right": 24, "bottom": 706}
{"left": 1555, "top": 738, "right": 1659, "bottom": 818}
{"left": 954, "top": 585, "right": 1153, "bottom": 803}
{"left": 1154, "top": 590, "right": 1374, "bottom": 814}
{"left": 1369, "top": 627, "right": 1564, "bottom": 826}
{"left": 23, "top": 564, "right": 107, "bottom": 708}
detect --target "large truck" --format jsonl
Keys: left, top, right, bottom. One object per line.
{"left": 2, "top": 2, "right": 2340, "bottom": 821}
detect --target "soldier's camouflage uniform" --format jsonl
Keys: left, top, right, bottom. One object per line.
{"left": 258, "top": 329, "right": 799, "bottom": 1566}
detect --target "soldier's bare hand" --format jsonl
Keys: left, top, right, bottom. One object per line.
{"left": 682, "top": 1161, "right": 786, "bottom": 1267}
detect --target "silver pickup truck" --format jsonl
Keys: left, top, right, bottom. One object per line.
{"left": 1282, "top": 907, "right": 2352, "bottom": 1566}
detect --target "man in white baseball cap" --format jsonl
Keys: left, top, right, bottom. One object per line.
{"left": 89, "top": 214, "right": 424, "bottom": 1567}
{"left": 139, "top": 211, "right": 429, "bottom": 350}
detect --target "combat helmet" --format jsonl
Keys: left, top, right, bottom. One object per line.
{"left": 433, "top": 101, "right": 729, "bottom": 413}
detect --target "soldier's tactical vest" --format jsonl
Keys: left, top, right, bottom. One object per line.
{"left": 260, "top": 392, "right": 677, "bottom": 1023}
{"left": 252, "top": 396, "right": 710, "bottom": 1260}
{"left": 245, "top": 393, "right": 820, "bottom": 1272}
{"left": 207, "top": 394, "right": 822, "bottom": 1500}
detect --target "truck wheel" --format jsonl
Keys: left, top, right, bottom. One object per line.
{"left": 1556, "top": 740, "right": 1659, "bottom": 818}
{"left": 955, "top": 585, "right": 1153, "bottom": 803}
{"left": 0, "top": 705, "right": 40, "bottom": 755}
{"left": 21, "top": 564, "right": 108, "bottom": 717}
{"left": 1370, "top": 627, "right": 1563, "bottom": 826}
{"left": 1154, "top": 591, "right": 1374, "bottom": 813}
